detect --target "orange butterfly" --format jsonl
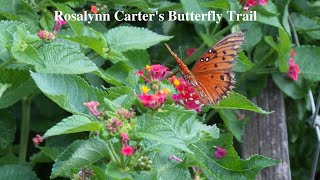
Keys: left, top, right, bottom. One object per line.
{"left": 165, "top": 32, "right": 244, "bottom": 105}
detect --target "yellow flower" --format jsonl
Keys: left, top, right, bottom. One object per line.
{"left": 163, "top": 88, "right": 170, "bottom": 94}
{"left": 141, "top": 86, "right": 150, "bottom": 93}
{"left": 173, "top": 79, "right": 180, "bottom": 86}
{"left": 145, "top": 65, "right": 151, "bottom": 71}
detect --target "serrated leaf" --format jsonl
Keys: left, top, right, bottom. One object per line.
{"left": 278, "top": 28, "right": 290, "bottom": 72}
{"left": 105, "top": 26, "right": 172, "bottom": 52}
{"left": 43, "top": 115, "right": 102, "bottom": 138}
{"left": 51, "top": 138, "right": 109, "bottom": 178}
{"left": 0, "top": 69, "right": 37, "bottom": 109}
{"left": 113, "top": 0, "right": 155, "bottom": 13}
{"left": 252, "top": 2, "right": 282, "bottom": 28}
{"left": 135, "top": 105, "right": 219, "bottom": 153}
{"left": 238, "top": 22, "right": 263, "bottom": 51}
{"left": 30, "top": 72, "right": 108, "bottom": 114}
{"left": 0, "top": 20, "right": 19, "bottom": 46}
{"left": 60, "top": 27, "right": 110, "bottom": 61}
{"left": 0, "top": 165, "right": 38, "bottom": 180}
{"left": 218, "top": 109, "right": 248, "bottom": 141}
{"left": 188, "top": 133, "right": 279, "bottom": 179}
{"left": 0, "top": 110, "right": 16, "bottom": 149}
{"left": 36, "top": 43, "right": 98, "bottom": 74}
{"left": 103, "top": 61, "right": 132, "bottom": 85}
{"left": 213, "top": 92, "right": 271, "bottom": 114}
{"left": 52, "top": 3, "right": 84, "bottom": 35}
{"left": 293, "top": 46, "right": 320, "bottom": 82}
{"left": 234, "top": 52, "right": 254, "bottom": 72}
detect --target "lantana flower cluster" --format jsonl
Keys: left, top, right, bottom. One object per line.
{"left": 37, "top": 16, "right": 67, "bottom": 41}
{"left": 287, "top": 49, "right": 301, "bottom": 81}
{"left": 168, "top": 76, "right": 203, "bottom": 113}
{"left": 135, "top": 64, "right": 171, "bottom": 110}
{"left": 241, "top": 0, "right": 267, "bottom": 11}
{"left": 83, "top": 101, "right": 136, "bottom": 157}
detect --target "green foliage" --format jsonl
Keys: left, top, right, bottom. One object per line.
{"left": 51, "top": 138, "right": 109, "bottom": 178}
{"left": 30, "top": 72, "right": 108, "bottom": 114}
{"left": 213, "top": 92, "right": 272, "bottom": 114}
{"left": 0, "top": 69, "right": 36, "bottom": 109}
{"left": 294, "top": 46, "right": 320, "bottom": 82}
{"left": 0, "top": 165, "right": 38, "bottom": 180}
{"left": 43, "top": 115, "right": 102, "bottom": 138}
{"left": 135, "top": 105, "right": 219, "bottom": 153}
{"left": 0, "top": 0, "right": 318, "bottom": 179}
{"left": 105, "top": 26, "right": 173, "bottom": 52}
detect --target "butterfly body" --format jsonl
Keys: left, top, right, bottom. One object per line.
{"left": 165, "top": 32, "right": 244, "bottom": 105}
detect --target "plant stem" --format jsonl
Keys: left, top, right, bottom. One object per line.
{"left": 105, "top": 142, "right": 117, "bottom": 163}
{"left": 108, "top": 140, "right": 121, "bottom": 165}
{"left": 204, "top": 110, "right": 217, "bottom": 123}
{"left": 19, "top": 98, "right": 31, "bottom": 161}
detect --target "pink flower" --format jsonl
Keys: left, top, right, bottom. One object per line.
{"left": 291, "top": 48, "right": 296, "bottom": 57}
{"left": 214, "top": 147, "right": 227, "bottom": 159}
{"left": 137, "top": 90, "right": 169, "bottom": 110}
{"left": 135, "top": 65, "right": 171, "bottom": 83}
{"left": 83, "top": 101, "right": 100, "bottom": 117}
{"left": 186, "top": 48, "right": 196, "bottom": 57}
{"left": 32, "top": 134, "right": 44, "bottom": 145}
{"left": 287, "top": 58, "right": 301, "bottom": 81}
{"left": 91, "top": 5, "right": 98, "bottom": 14}
{"left": 37, "top": 30, "right": 55, "bottom": 41}
{"left": 121, "top": 132, "right": 130, "bottom": 145}
{"left": 54, "top": 15, "right": 67, "bottom": 33}
{"left": 168, "top": 76, "right": 203, "bottom": 113}
{"left": 169, "top": 155, "right": 183, "bottom": 162}
{"left": 241, "top": 0, "right": 267, "bottom": 11}
{"left": 106, "top": 118, "right": 122, "bottom": 133}
{"left": 121, "top": 145, "right": 134, "bottom": 156}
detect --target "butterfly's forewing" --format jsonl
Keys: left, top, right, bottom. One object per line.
{"left": 190, "top": 32, "right": 244, "bottom": 105}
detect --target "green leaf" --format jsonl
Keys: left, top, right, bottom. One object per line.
{"left": 218, "top": 109, "right": 248, "bottom": 141}
{"left": 0, "top": 83, "right": 10, "bottom": 98}
{"left": 200, "top": 0, "right": 229, "bottom": 10}
{"left": 293, "top": 46, "right": 320, "bottom": 82}
{"left": 52, "top": 3, "right": 84, "bottom": 35}
{"left": 0, "top": 20, "right": 20, "bottom": 46}
{"left": 238, "top": 22, "right": 263, "bottom": 51}
{"left": 291, "top": 13, "right": 320, "bottom": 40}
{"left": 234, "top": 52, "right": 254, "bottom": 72}
{"left": 135, "top": 105, "right": 219, "bottom": 153}
{"left": 113, "top": 0, "right": 155, "bottom": 13}
{"left": 213, "top": 92, "right": 271, "bottom": 114}
{"left": 105, "top": 26, "right": 172, "bottom": 52}
{"left": 277, "top": 28, "right": 290, "bottom": 72}
{"left": 39, "top": 9, "right": 54, "bottom": 31}
{"left": 124, "top": 50, "right": 151, "bottom": 70}
{"left": 60, "top": 27, "right": 110, "bottom": 61}
{"left": 272, "top": 73, "right": 308, "bottom": 99}
{"left": 0, "top": 69, "right": 36, "bottom": 109}
{"left": 103, "top": 61, "right": 132, "bottom": 86}
{"left": 30, "top": 72, "right": 108, "bottom": 114}
{"left": 0, "top": 110, "right": 16, "bottom": 149}
{"left": 180, "top": 0, "right": 209, "bottom": 27}
{"left": 252, "top": 2, "right": 282, "bottom": 28}
{"left": 36, "top": 43, "right": 98, "bottom": 74}
{"left": 188, "top": 133, "right": 279, "bottom": 179}
{"left": 11, "top": 26, "right": 43, "bottom": 66}
{"left": 0, "top": 165, "right": 38, "bottom": 180}
{"left": 51, "top": 138, "right": 109, "bottom": 178}
{"left": 43, "top": 115, "right": 102, "bottom": 138}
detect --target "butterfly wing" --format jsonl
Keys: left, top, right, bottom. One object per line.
{"left": 191, "top": 32, "right": 244, "bottom": 105}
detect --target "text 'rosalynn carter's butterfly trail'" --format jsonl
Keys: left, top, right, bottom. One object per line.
{"left": 165, "top": 32, "right": 245, "bottom": 105}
